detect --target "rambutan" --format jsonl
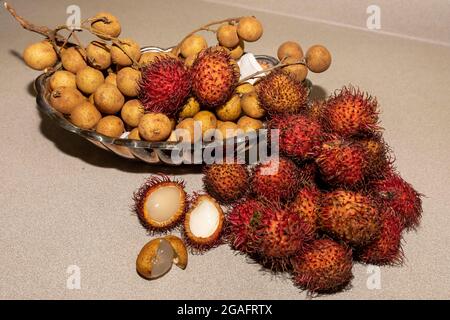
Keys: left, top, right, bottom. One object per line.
{"left": 251, "top": 157, "right": 300, "bottom": 202}
{"left": 291, "top": 239, "right": 353, "bottom": 294}
{"left": 289, "top": 185, "right": 321, "bottom": 234}
{"left": 308, "top": 99, "right": 326, "bottom": 122}
{"left": 323, "top": 85, "right": 379, "bottom": 137}
{"left": 138, "top": 56, "right": 191, "bottom": 115}
{"left": 370, "top": 171, "right": 422, "bottom": 230}
{"left": 319, "top": 190, "right": 381, "bottom": 247}
{"left": 316, "top": 138, "right": 368, "bottom": 187}
{"left": 191, "top": 47, "right": 240, "bottom": 108}
{"left": 268, "top": 114, "right": 324, "bottom": 160}
{"left": 203, "top": 163, "right": 249, "bottom": 204}
{"left": 357, "top": 208, "right": 403, "bottom": 265}
{"left": 359, "top": 134, "right": 391, "bottom": 177}
{"left": 256, "top": 70, "right": 308, "bottom": 114}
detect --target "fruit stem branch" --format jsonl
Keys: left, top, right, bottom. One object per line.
{"left": 238, "top": 59, "right": 306, "bottom": 83}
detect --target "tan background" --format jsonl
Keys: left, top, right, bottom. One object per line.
{"left": 0, "top": 0, "right": 449, "bottom": 299}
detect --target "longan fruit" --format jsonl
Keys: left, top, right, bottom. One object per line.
{"left": 216, "top": 95, "right": 241, "bottom": 121}
{"left": 120, "top": 99, "right": 144, "bottom": 127}
{"left": 23, "top": 41, "right": 58, "bottom": 70}
{"left": 282, "top": 57, "right": 308, "bottom": 82}
{"left": 176, "top": 118, "right": 199, "bottom": 143}
{"left": 105, "top": 73, "right": 117, "bottom": 86}
{"left": 91, "top": 12, "right": 121, "bottom": 39}
{"left": 93, "top": 83, "right": 125, "bottom": 114}
{"left": 237, "top": 115, "right": 263, "bottom": 133}
{"left": 116, "top": 67, "right": 141, "bottom": 97}
{"left": 235, "top": 83, "right": 255, "bottom": 95}
{"left": 86, "top": 41, "right": 111, "bottom": 70}
{"left": 179, "top": 97, "right": 200, "bottom": 119}
{"left": 305, "top": 45, "right": 332, "bottom": 73}
{"left": 193, "top": 110, "right": 217, "bottom": 136}
{"left": 184, "top": 54, "right": 197, "bottom": 67}
{"left": 180, "top": 34, "right": 207, "bottom": 58}
{"left": 229, "top": 40, "right": 245, "bottom": 60}
{"left": 70, "top": 101, "right": 102, "bottom": 129}
{"left": 96, "top": 115, "right": 124, "bottom": 137}
{"left": 88, "top": 93, "right": 95, "bottom": 104}
{"left": 138, "top": 113, "right": 172, "bottom": 142}
{"left": 61, "top": 47, "right": 87, "bottom": 74}
{"left": 76, "top": 66, "right": 105, "bottom": 94}
{"left": 217, "top": 24, "right": 240, "bottom": 48}
{"left": 128, "top": 127, "right": 141, "bottom": 140}
{"left": 49, "top": 71, "right": 76, "bottom": 90}
{"left": 217, "top": 121, "right": 239, "bottom": 140}
{"left": 110, "top": 38, "right": 141, "bottom": 66}
{"left": 277, "top": 41, "right": 303, "bottom": 60}
{"left": 237, "top": 17, "right": 263, "bottom": 42}
{"left": 241, "top": 92, "right": 265, "bottom": 119}
{"left": 50, "top": 87, "right": 85, "bottom": 114}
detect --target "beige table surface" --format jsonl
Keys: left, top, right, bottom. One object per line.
{"left": 1, "top": 0, "right": 449, "bottom": 300}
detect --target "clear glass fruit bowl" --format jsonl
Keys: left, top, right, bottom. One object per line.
{"left": 35, "top": 46, "right": 310, "bottom": 165}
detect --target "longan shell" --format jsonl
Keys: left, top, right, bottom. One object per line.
{"left": 91, "top": 12, "right": 121, "bottom": 39}
{"left": 241, "top": 92, "right": 265, "bottom": 119}
{"left": 110, "top": 38, "right": 141, "bottom": 66}
{"left": 237, "top": 115, "right": 263, "bottom": 133}
{"left": 306, "top": 45, "right": 332, "bottom": 73}
{"left": 86, "top": 41, "right": 111, "bottom": 70}
{"left": 277, "top": 41, "right": 304, "bottom": 60}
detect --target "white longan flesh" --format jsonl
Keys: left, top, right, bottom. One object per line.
{"left": 150, "top": 239, "right": 175, "bottom": 279}
{"left": 145, "top": 186, "right": 182, "bottom": 223}
{"left": 189, "top": 199, "right": 220, "bottom": 238}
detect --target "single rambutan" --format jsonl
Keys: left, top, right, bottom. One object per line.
{"left": 323, "top": 85, "right": 379, "bottom": 137}
{"left": 138, "top": 56, "right": 191, "bottom": 115}
{"left": 191, "top": 47, "right": 240, "bottom": 108}
{"left": 357, "top": 208, "right": 403, "bottom": 265}
{"left": 298, "top": 161, "right": 319, "bottom": 185}
{"left": 316, "top": 138, "right": 368, "bottom": 187}
{"left": 256, "top": 70, "right": 308, "bottom": 114}
{"left": 268, "top": 114, "right": 324, "bottom": 160}
{"left": 132, "top": 175, "right": 187, "bottom": 233}
{"left": 291, "top": 239, "right": 353, "bottom": 294}
{"left": 370, "top": 171, "right": 422, "bottom": 230}
{"left": 319, "top": 190, "right": 381, "bottom": 247}
{"left": 359, "top": 134, "right": 391, "bottom": 177}
{"left": 289, "top": 185, "right": 321, "bottom": 234}
{"left": 251, "top": 157, "right": 300, "bottom": 202}
{"left": 203, "top": 163, "right": 249, "bottom": 204}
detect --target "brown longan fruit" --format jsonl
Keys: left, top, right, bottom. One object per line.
{"left": 237, "top": 115, "right": 263, "bottom": 133}
{"left": 91, "top": 12, "right": 121, "bottom": 39}
{"left": 241, "top": 92, "right": 265, "bottom": 119}
{"left": 237, "top": 17, "right": 263, "bottom": 42}
{"left": 49, "top": 71, "right": 76, "bottom": 90}
{"left": 277, "top": 41, "right": 303, "bottom": 60}
{"left": 215, "top": 95, "right": 241, "bottom": 121}
{"left": 193, "top": 110, "right": 217, "bottom": 136}
{"left": 120, "top": 99, "right": 144, "bottom": 127}
{"left": 229, "top": 40, "right": 245, "bottom": 60}
{"left": 105, "top": 73, "right": 117, "bottom": 86}
{"left": 110, "top": 38, "right": 141, "bottom": 66}
{"left": 305, "top": 45, "right": 332, "bottom": 73}
{"left": 128, "top": 127, "right": 141, "bottom": 140}
{"left": 23, "top": 41, "right": 58, "bottom": 70}
{"left": 49, "top": 87, "right": 85, "bottom": 114}
{"left": 138, "top": 113, "right": 172, "bottom": 142}
{"left": 86, "top": 41, "right": 111, "bottom": 70}
{"left": 70, "top": 101, "right": 102, "bottom": 129}
{"left": 217, "top": 24, "right": 240, "bottom": 48}
{"left": 235, "top": 83, "right": 255, "bottom": 95}
{"left": 176, "top": 118, "right": 199, "bottom": 143}
{"left": 61, "top": 47, "right": 87, "bottom": 74}
{"left": 184, "top": 54, "right": 197, "bottom": 67}
{"left": 93, "top": 83, "right": 125, "bottom": 114}
{"left": 139, "top": 52, "right": 176, "bottom": 66}
{"left": 116, "top": 67, "right": 141, "bottom": 97}
{"left": 180, "top": 34, "right": 207, "bottom": 58}
{"left": 96, "top": 115, "right": 124, "bottom": 137}
{"left": 217, "top": 121, "right": 239, "bottom": 140}
{"left": 282, "top": 57, "right": 308, "bottom": 82}
{"left": 76, "top": 66, "right": 105, "bottom": 95}
{"left": 179, "top": 97, "right": 200, "bottom": 119}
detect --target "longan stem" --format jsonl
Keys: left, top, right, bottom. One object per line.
{"left": 238, "top": 59, "right": 306, "bottom": 84}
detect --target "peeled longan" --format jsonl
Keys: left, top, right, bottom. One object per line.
{"left": 237, "top": 17, "right": 263, "bottom": 42}
{"left": 93, "top": 83, "right": 125, "bottom": 114}
{"left": 305, "top": 45, "right": 332, "bottom": 73}
{"left": 116, "top": 67, "right": 141, "bottom": 97}
{"left": 128, "top": 127, "right": 141, "bottom": 140}
{"left": 111, "top": 38, "right": 141, "bottom": 66}
{"left": 91, "top": 12, "right": 121, "bottom": 39}
{"left": 50, "top": 87, "right": 85, "bottom": 114}
{"left": 96, "top": 115, "right": 124, "bottom": 137}
{"left": 217, "top": 24, "right": 240, "bottom": 48}
{"left": 216, "top": 95, "right": 241, "bottom": 121}
{"left": 179, "top": 97, "right": 200, "bottom": 119}
{"left": 86, "top": 41, "right": 111, "bottom": 70}
{"left": 180, "top": 34, "right": 207, "bottom": 58}
{"left": 50, "top": 71, "right": 76, "bottom": 90}
{"left": 76, "top": 66, "right": 105, "bottom": 95}
{"left": 70, "top": 101, "right": 101, "bottom": 129}
{"left": 23, "top": 41, "right": 57, "bottom": 70}
{"left": 138, "top": 113, "right": 172, "bottom": 142}
{"left": 217, "top": 121, "right": 239, "bottom": 140}
{"left": 229, "top": 40, "right": 245, "bottom": 60}
{"left": 61, "top": 47, "right": 87, "bottom": 74}
{"left": 282, "top": 57, "right": 308, "bottom": 82}
{"left": 121, "top": 99, "right": 144, "bottom": 127}
{"left": 277, "top": 41, "right": 303, "bottom": 60}
{"left": 241, "top": 92, "right": 265, "bottom": 119}
{"left": 105, "top": 73, "right": 117, "bottom": 86}
{"left": 193, "top": 110, "right": 217, "bottom": 136}
{"left": 237, "top": 115, "right": 263, "bottom": 133}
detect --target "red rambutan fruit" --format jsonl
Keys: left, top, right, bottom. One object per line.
{"left": 289, "top": 185, "right": 321, "bottom": 234}
{"left": 319, "top": 190, "right": 381, "bottom": 247}
{"left": 203, "top": 163, "right": 249, "bottom": 204}
{"left": 371, "top": 171, "right": 422, "bottom": 230}
{"left": 307, "top": 99, "right": 326, "bottom": 122}
{"left": 191, "top": 47, "right": 240, "bottom": 108}
{"left": 268, "top": 114, "right": 324, "bottom": 160}
{"left": 138, "top": 56, "right": 191, "bottom": 115}
{"left": 323, "top": 85, "right": 379, "bottom": 137}
{"left": 359, "top": 134, "right": 392, "bottom": 177}
{"left": 291, "top": 238, "right": 353, "bottom": 294}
